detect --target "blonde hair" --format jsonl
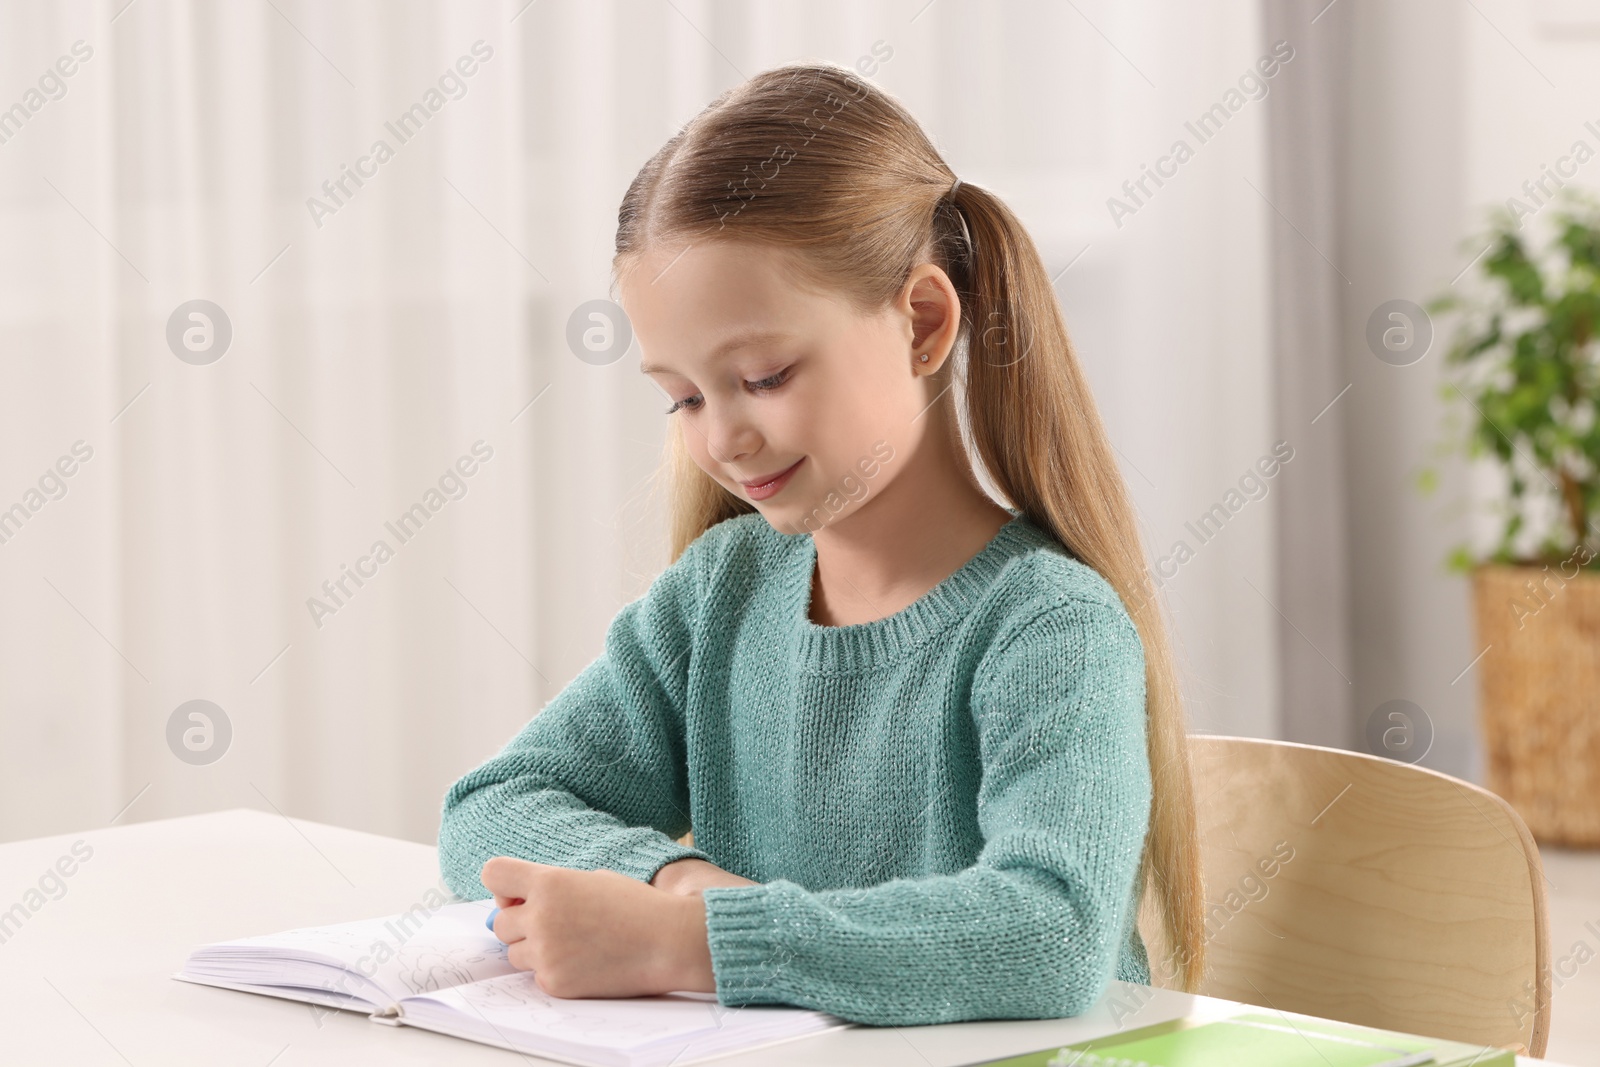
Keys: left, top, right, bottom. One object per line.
{"left": 612, "top": 62, "right": 1205, "bottom": 993}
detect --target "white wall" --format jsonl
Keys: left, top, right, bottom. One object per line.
{"left": 934, "top": 2, "right": 1281, "bottom": 741}
{"left": 0, "top": 0, "right": 1280, "bottom": 846}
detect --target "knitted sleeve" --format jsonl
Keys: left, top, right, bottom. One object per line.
{"left": 700, "top": 596, "right": 1152, "bottom": 1025}
{"left": 436, "top": 538, "right": 714, "bottom": 899}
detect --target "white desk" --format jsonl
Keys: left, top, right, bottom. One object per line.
{"left": 0, "top": 809, "right": 1565, "bottom": 1065}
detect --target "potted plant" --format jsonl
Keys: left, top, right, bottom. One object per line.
{"left": 1422, "top": 190, "right": 1600, "bottom": 846}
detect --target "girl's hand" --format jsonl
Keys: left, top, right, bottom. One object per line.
{"left": 650, "top": 857, "right": 759, "bottom": 895}
{"left": 480, "top": 857, "right": 715, "bottom": 998}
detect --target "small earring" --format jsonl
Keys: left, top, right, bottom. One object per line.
{"left": 918, "top": 353, "right": 930, "bottom": 363}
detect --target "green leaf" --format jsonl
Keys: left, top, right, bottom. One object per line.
{"left": 1424, "top": 197, "right": 1600, "bottom": 569}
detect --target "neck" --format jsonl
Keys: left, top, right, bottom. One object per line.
{"left": 807, "top": 421, "right": 1013, "bottom": 627}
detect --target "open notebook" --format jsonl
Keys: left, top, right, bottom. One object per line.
{"left": 172, "top": 897, "right": 850, "bottom": 1067}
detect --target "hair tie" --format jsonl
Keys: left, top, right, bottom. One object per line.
{"left": 945, "top": 176, "right": 973, "bottom": 259}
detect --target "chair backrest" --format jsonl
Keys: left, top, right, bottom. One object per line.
{"left": 1140, "top": 734, "right": 1551, "bottom": 1057}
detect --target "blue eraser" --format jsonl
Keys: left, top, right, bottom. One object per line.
{"left": 485, "top": 906, "right": 500, "bottom": 932}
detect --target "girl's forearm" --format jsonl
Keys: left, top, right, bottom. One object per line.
{"left": 664, "top": 894, "right": 718, "bottom": 993}
{"left": 653, "top": 860, "right": 754, "bottom": 993}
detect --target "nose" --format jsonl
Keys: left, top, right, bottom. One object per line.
{"left": 703, "top": 405, "right": 761, "bottom": 472}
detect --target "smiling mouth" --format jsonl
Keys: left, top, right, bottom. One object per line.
{"left": 739, "top": 459, "right": 803, "bottom": 489}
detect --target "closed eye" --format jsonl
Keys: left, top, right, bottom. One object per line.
{"left": 749, "top": 367, "right": 791, "bottom": 391}
{"left": 663, "top": 366, "right": 792, "bottom": 415}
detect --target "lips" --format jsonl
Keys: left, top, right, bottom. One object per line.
{"left": 739, "top": 458, "right": 803, "bottom": 489}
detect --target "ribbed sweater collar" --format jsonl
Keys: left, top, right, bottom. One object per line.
{"left": 779, "top": 508, "right": 1057, "bottom": 673}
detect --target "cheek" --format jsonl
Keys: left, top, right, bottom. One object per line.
{"left": 797, "top": 355, "right": 916, "bottom": 504}
{"left": 807, "top": 420, "right": 898, "bottom": 499}
{"left": 683, "top": 430, "right": 718, "bottom": 476}
{"left": 832, "top": 461, "right": 875, "bottom": 506}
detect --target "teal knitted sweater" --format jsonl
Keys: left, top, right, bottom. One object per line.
{"left": 437, "top": 509, "right": 1153, "bottom": 1025}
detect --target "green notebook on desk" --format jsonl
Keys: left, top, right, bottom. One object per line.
{"left": 965, "top": 1010, "right": 1516, "bottom": 1067}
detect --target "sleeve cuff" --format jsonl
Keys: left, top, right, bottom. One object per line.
{"left": 600, "top": 830, "right": 711, "bottom": 884}
{"left": 702, "top": 881, "right": 798, "bottom": 1005}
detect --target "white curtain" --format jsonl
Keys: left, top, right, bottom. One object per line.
{"left": 1, "top": 0, "right": 1278, "bottom": 846}
{"left": 1261, "top": 0, "right": 1353, "bottom": 750}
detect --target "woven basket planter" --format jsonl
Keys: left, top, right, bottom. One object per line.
{"left": 1471, "top": 564, "right": 1600, "bottom": 846}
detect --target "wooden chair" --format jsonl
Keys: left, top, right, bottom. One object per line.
{"left": 1140, "top": 734, "right": 1551, "bottom": 1056}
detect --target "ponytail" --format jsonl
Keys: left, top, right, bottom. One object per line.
{"left": 951, "top": 178, "right": 1204, "bottom": 990}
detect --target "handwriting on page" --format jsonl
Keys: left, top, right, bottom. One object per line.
{"left": 391, "top": 942, "right": 511, "bottom": 995}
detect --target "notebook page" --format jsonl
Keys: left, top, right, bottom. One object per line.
{"left": 398, "top": 971, "right": 846, "bottom": 1067}
{"left": 182, "top": 899, "right": 516, "bottom": 1007}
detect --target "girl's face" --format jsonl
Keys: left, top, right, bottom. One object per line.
{"left": 620, "top": 240, "right": 945, "bottom": 535}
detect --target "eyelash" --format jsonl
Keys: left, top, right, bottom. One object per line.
{"left": 664, "top": 367, "right": 791, "bottom": 415}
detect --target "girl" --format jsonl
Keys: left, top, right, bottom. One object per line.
{"left": 438, "top": 61, "right": 1204, "bottom": 1026}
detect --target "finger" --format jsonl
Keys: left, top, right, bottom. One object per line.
{"left": 492, "top": 894, "right": 526, "bottom": 909}
{"left": 487, "top": 906, "right": 528, "bottom": 944}
{"left": 488, "top": 900, "right": 533, "bottom": 942}
{"left": 480, "top": 856, "right": 544, "bottom": 897}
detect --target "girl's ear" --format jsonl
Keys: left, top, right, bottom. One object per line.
{"left": 901, "top": 262, "right": 962, "bottom": 373}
